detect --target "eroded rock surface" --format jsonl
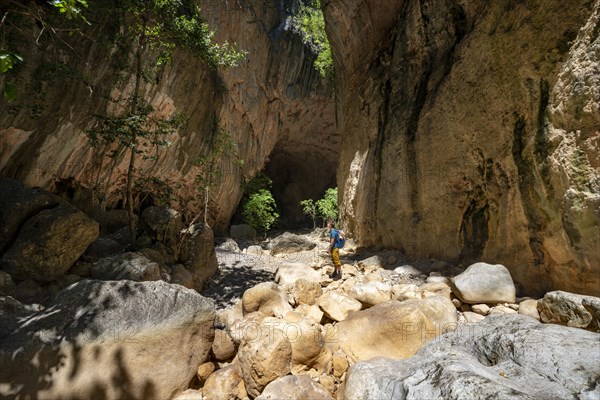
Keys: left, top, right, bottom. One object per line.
{"left": 0, "top": 280, "right": 215, "bottom": 400}
{"left": 343, "top": 315, "right": 600, "bottom": 400}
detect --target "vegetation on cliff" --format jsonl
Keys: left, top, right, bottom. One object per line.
{"left": 289, "top": 0, "right": 333, "bottom": 78}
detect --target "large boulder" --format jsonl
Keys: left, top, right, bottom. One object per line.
{"left": 179, "top": 222, "right": 218, "bottom": 291}
{"left": 343, "top": 315, "right": 600, "bottom": 400}
{"left": 0, "top": 204, "right": 99, "bottom": 282}
{"left": 293, "top": 278, "right": 323, "bottom": 305}
{"left": 275, "top": 262, "right": 322, "bottom": 288}
{"left": 0, "top": 279, "right": 215, "bottom": 400}
{"left": 202, "top": 364, "right": 243, "bottom": 400}
{"left": 267, "top": 232, "right": 317, "bottom": 255}
{"left": 256, "top": 375, "right": 334, "bottom": 400}
{"left": 350, "top": 281, "right": 393, "bottom": 307}
{"left": 83, "top": 237, "right": 127, "bottom": 261}
{"left": 242, "top": 282, "right": 292, "bottom": 317}
{"left": 317, "top": 291, "right": 362, "bottom": 322}
{"left": 237, "top": 315, "right": 292, "bottom": 397}
{"left": 334, "top": 296, "right": 457, "bottom": 362}
{"left": 538, "top": 290, "right": 600, "bottom": 331}
{"left": 90, "top": 252, "right": 161, "bottom": 282}
{"left": 140, "top": 206, "right": 184, "bottom": 249}
{"left": 451, "top": 262, "right": 516, "bottom": 304}
{"left": 0, "top": 178, "right": 60, "bottom": 253}
{"left": 212, "top": 329, "right": 236, "bottom": 361}
{"left": 280, "top": 312, "right": 327, "bottom": 373}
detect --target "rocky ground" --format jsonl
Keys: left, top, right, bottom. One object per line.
{"left": 184, "top": 230, "right": 600, "bottom": 400}
{"left": 0, "top": 179, "right": 598, "bottom": 400}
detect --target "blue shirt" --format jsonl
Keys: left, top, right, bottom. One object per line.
{"left": 330, "top": 228, "right": 343, "bottom": 249}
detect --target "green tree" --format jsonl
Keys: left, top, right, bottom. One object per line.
{"left": 243, "top": 189, "right": 279, "bottom": 237}
{"left": 0, "top": 0, "right": 89, "bottom": 100}
{"left": 87, "top": 0, "right": 245, "bottom": 242}
{"left": 316, "top": 187, "right": 338, "bottom": 224}
{"left": 289, "top": 0, "right": 333, "bottom": 78}
{"left": 300, "top": 199, "right": 318, "bottom": 229}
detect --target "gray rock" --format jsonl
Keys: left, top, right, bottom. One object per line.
{"left": 0, "top": 270, "right": 15, "bottom": 297}
{"left": 0, "top": 279, "right": 215, "bottom": 400}
{"left": 256, "top": 375, "right": 334, "bottom": 400}
{"left": 14, "top": 279, "right": 45, "bottom": 304}
{"left": 275, "top": 262, "right": 322, "bottom": 288}
{"left": 91, "top": 252, "right": 161, "bottom": 282}
{"left": 140, "top": 206, "right": 184, "bottom": 247}
{"left": 344, "top": 315, "right": 600, "bottom": 400}
{"left": 230, "top": 224, "right": 256, "bottom": 241}
{"left": 83, "top": 237, "right": 126, "bottom": 260}
{"left": 451, "top": 262, "right": 516, "bottom": 304}
{"left": 179, "top": 222, "right": 218, "bottom": 291}
{"left": 0, "top": 178, "right": 60, "bottom": 253}
{"left": 358, "top": 255, "right": 384, "bottom": 271}
{"left": 0, "top": 204, "right": 99, "bottom": 283}
{"left": 170, "top": 264, "right": 195, "bottom": 289}
{"left": 94, "top": 209, "right": 134, "bottom": 235}
{"left": 539, "top": 290, "right": 600, "bottom": 331}
{"left": 518, "top": 299, "right": 540, "bottom": 320}
{"left": 267, "top": 232, "right": 317, "bottom": 255}
{"left": 216, "top": 237, "right": 241, "bottom": 252}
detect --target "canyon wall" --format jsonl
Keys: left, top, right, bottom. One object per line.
{"left": 0, "top": 0, "right": 338, "bottom": 232}
{"left": 324, "top": 0, "right": 599, "bottom": 296}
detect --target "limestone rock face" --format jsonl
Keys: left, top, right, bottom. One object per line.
{"left": 343, "top": 315, "right": 600, "bottom": 399}
{"left": 0, "top": 279, "right": 215, "bottom": 400}
{"left": 326, "top": 0, "right": 599, "bottom": 296}
{"left": 0, "top": 1, "right": 337, "bottom": 233}
{"left": 451, "top": 262, "right": 516, "bottom": 304}
{"left": 538, "top": 290, "right": 600, "bottom": 331}
{"left": 256, "top": 375, "right": 334, "bottom": 400}
{"left": 334, "top": 296, "right": 457, "bottom": 362}
{"left": 1, "top": 204, "right": 99, "bottom": 282}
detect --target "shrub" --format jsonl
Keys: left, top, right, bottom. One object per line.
{"left": 243, "top": 189, "right": 279, "bottom": 236}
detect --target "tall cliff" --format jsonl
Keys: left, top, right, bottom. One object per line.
{"left": 0, "top": 1, "right": 338, "bottom": 231}
{"left": 324, "top": 0, "right": 599, "bottom": 296}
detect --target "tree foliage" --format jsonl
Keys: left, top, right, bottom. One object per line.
{"left": 243, "top": 189, "right": 279, "bottom": 236}
{"left": 0, "top": 0, "right": 90, "bottom": 100}
{"left": 289, "top": 0, "right": 333, "bottom": 78}
{"left": 300, "top": 199, "right": 318, "bottom": 229}
{"left": 300, "top": 187, "right": 339, "bottom": 228}
{"left": 316, "top": 187, "right": 338, "bottom": 223}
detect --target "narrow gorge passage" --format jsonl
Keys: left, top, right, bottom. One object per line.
{"left": 0, "top": 0, "right": 598, "bottom": 399}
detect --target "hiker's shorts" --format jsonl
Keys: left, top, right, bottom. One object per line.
{"left": 331, "top": 247, "right": 341, "bottom": 269}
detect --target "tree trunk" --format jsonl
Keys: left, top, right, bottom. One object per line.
{"left": 126, "top": 16, "right": 146, "bottom": 244}
{"left": 127, "top": 144, "right": 137, "bottom": 243}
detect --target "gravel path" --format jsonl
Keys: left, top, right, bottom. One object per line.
{"left": 201, "top": 236, "right": 332, "bottom": 311}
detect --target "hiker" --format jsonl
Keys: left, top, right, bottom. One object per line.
{"left": 327, "top": 219, "right": 343, "bottom": 279}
